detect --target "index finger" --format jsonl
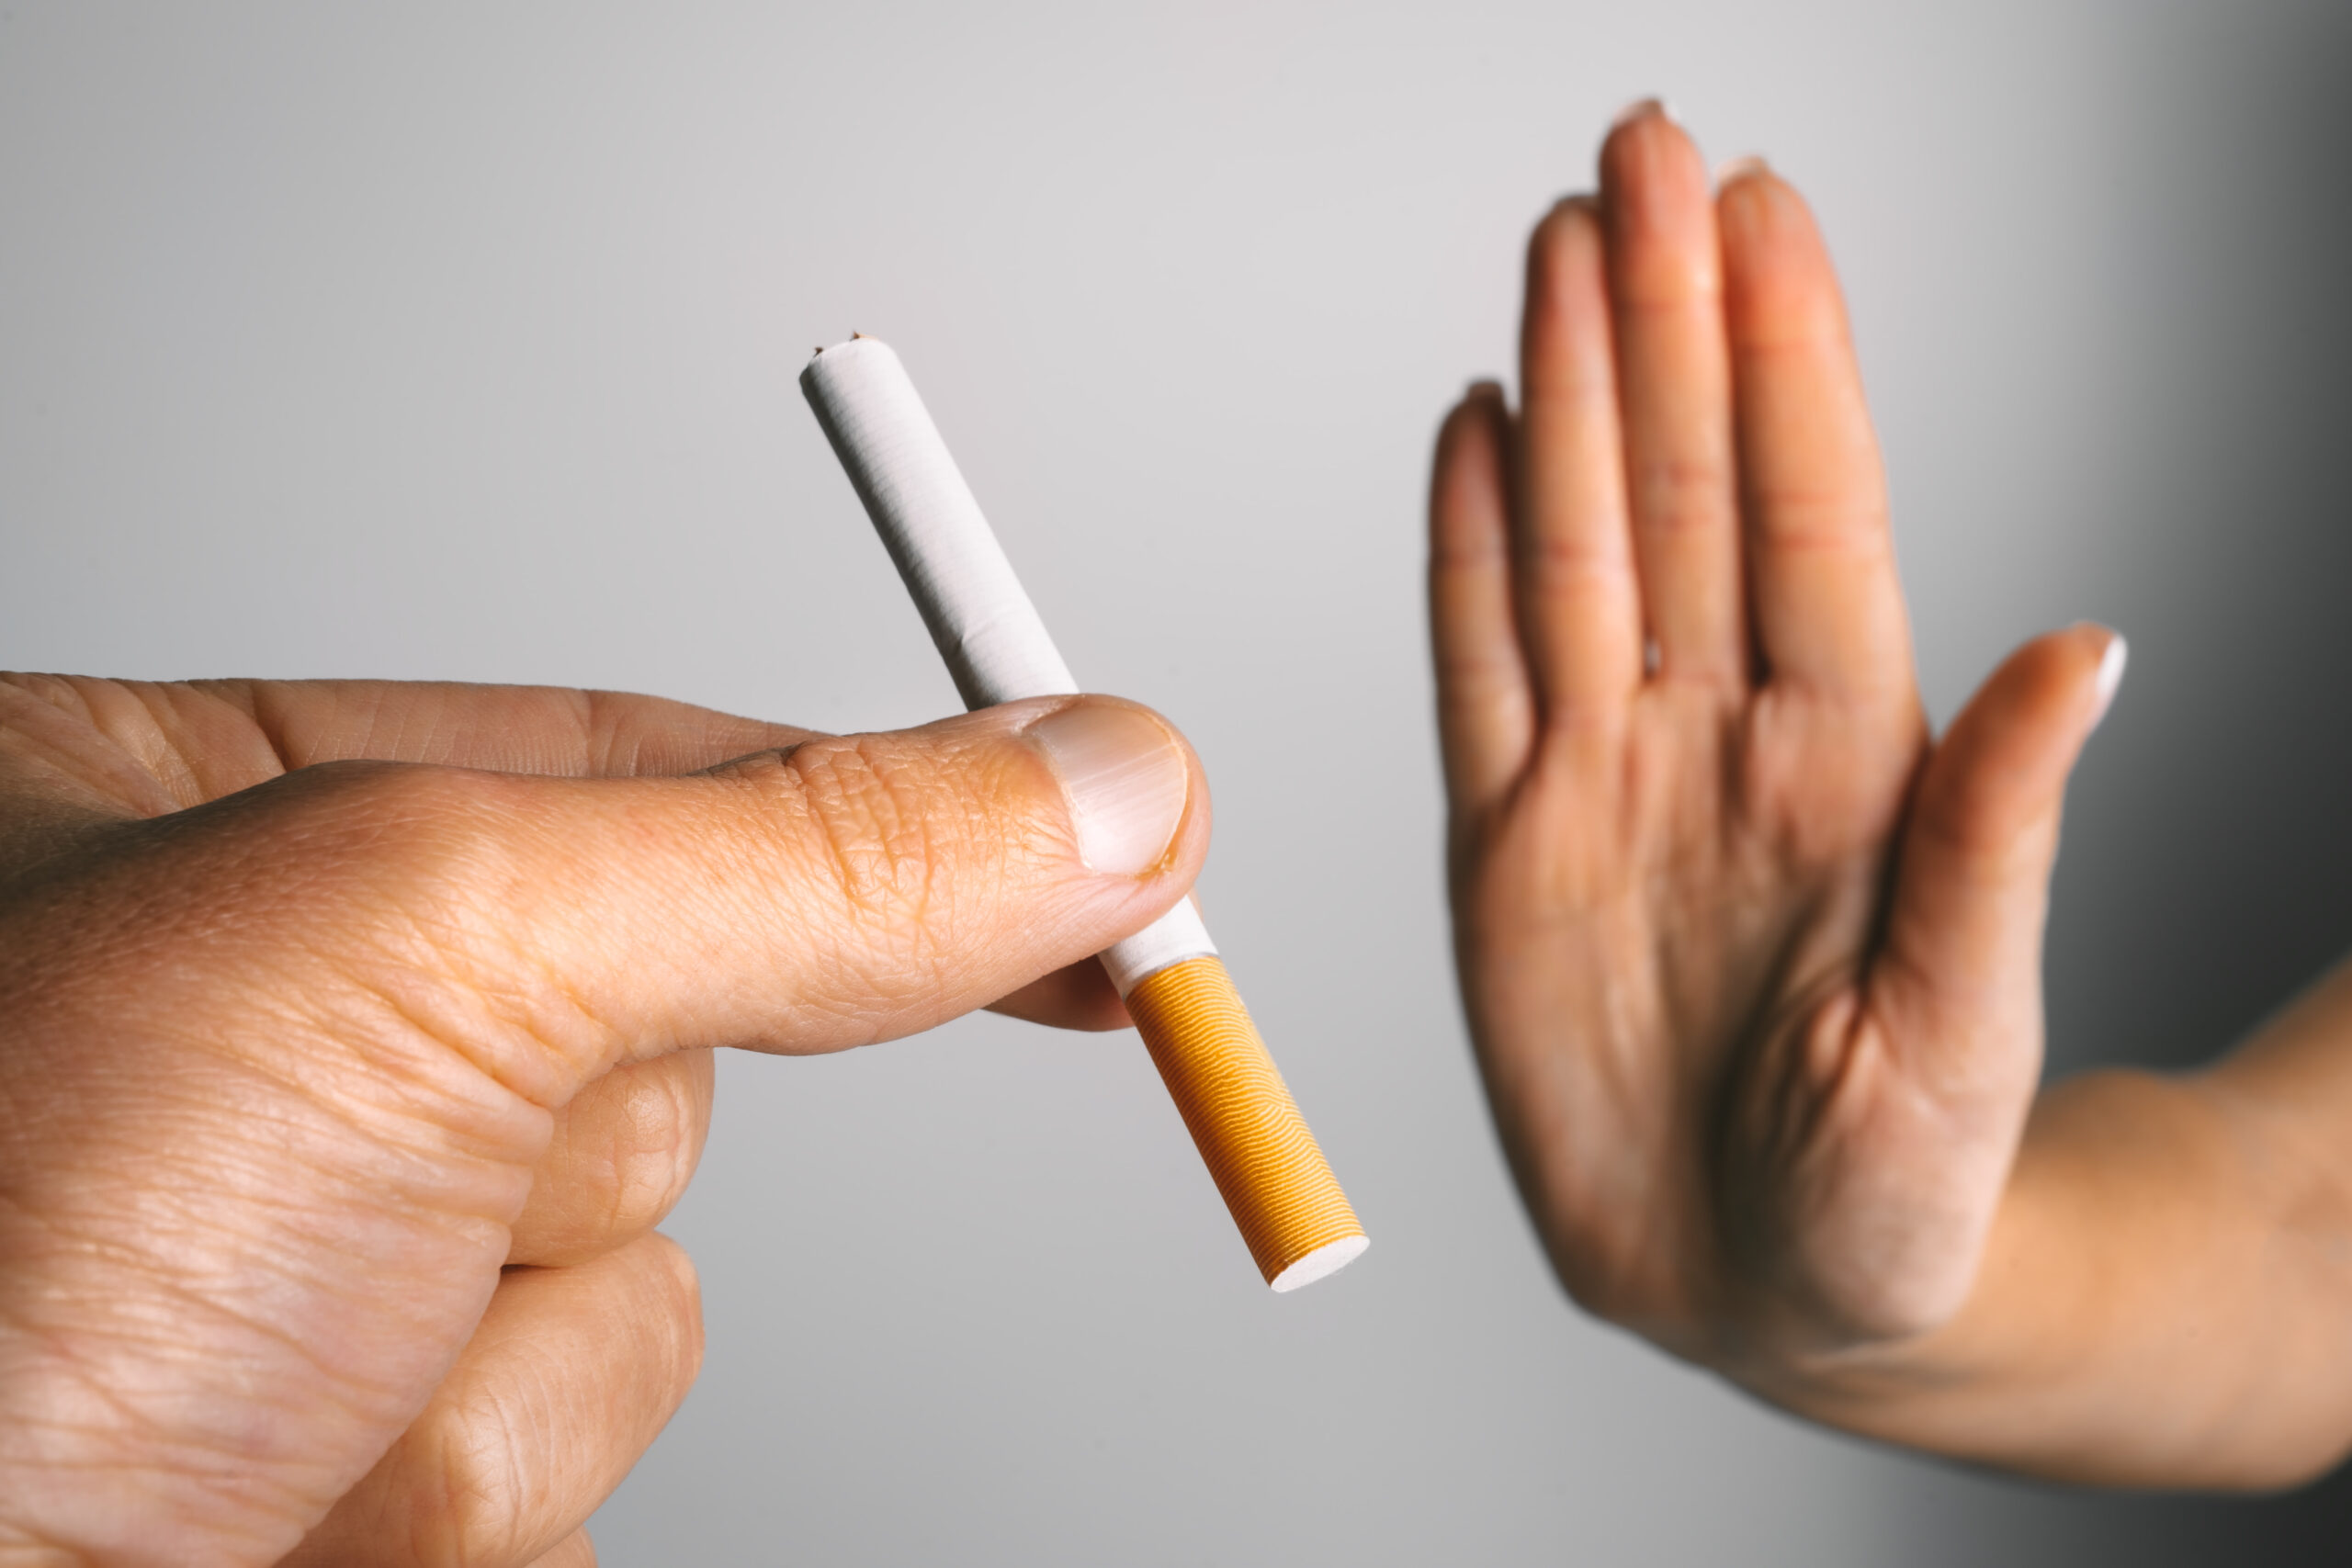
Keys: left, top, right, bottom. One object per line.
{"left": 0, "top": 674, "right": 819, "bottom": 814}
{"left": 0, "top": 677, "right": 1139, "bottom": 1032}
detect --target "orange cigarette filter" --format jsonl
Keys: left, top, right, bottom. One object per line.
{"left": 1124, "top": 955, "right": 1366, "bottom": 1290}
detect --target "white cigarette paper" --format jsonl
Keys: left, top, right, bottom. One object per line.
{"left": 799, "top": 335, "right": 1214, "bottom": 996}
{"left": 800, "top": 334, "right": 1368, "bottom": 1292}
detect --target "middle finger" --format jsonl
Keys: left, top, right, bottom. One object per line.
{"left": 1599, "top": 102, "right": 1747, "bottom": 686}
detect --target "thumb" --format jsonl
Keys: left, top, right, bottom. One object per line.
{"left": 1870, "top": 624, "right": 2125, "bottom": 1082}
{"left": 277, "top": 694, "right": 1207, "bottom": 1100}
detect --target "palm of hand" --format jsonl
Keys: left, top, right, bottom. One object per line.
{"left": 1433, "top": 109, "right": 2117, "bottom": 1366}
{"left": 1456, "top": 657, "right": 1927, "bottom": 1357}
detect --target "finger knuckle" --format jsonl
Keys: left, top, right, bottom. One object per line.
{"left": 1613, "top": 255, "right": 1723, "bottom": 318}
{"left": 595, "top": 1059, "right": 710, "bottom": 1239}
{"left": 235, "top": 763, "right": 602, "bottom": 1092}
{"left": 1523, "top": 529, "right": 1634, "bottom": 592}
{"left": 1747, "top": 493, "right": 1892, "bottom": 559}
{"left": 1631, "top": 455, "right": 1734, "bottom": 533}
{"left": 266, "top": 761, "right": 530, "bottom": 928}
{"left": 42, "top": 759, "right": 526, "bottom": 1023}
{"left": 409, "top": 1394, "right": 534, "bottom": 1565}
{"left": 764, "top": 736, "right": 983, "bottom": 959}
{"left": 405, "top": 1248, "right": 702, "bottom": 1562}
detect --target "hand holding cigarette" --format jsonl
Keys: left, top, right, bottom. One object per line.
{"left": 0, "top": 677, "right": 1210, "bottom": 1562}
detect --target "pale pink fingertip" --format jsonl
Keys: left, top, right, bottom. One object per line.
{"left": 1611, "top": 96, "right": 1674, "bottom": 131}
{"left": 1715, "top": 154, "right": 1771, "bottom": 190}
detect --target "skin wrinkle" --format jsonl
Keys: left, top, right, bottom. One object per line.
{"left": 0, "top": 687, "right": 178, "bottom": 825}
{"left": 15, "top": 1268, "right": 406, "bottom": 1448}
{"left": 452, "top": 1368, "right": 534, "bottom": 1563}
{"left": 203, "top": 681, "right": 638, "bottom": 782}
{"left": 1603, "top": 248, "right": 1724, "bottom": 315}
{"left": 1521, "top": 528, "right": 1640, "bottom": 592}
{"left": 341, "top": 687, "right": 408, "bottom": 773}
{"left": 592, "top": 1075, "right": 685, "bottom": 1239}
{"left": 581, "top": 688, "right": 631, "bottom": 777}
{"left": 774, "top": 738, "right": 967, "bottom": 1007}
{"left": 18, "top": 1096, "right": 397, "bottom": 1248}
{"left": 491, "top": 794, "right": 661, "bottom": 1077}
{"left": 1736, "top": 998, "right": 1892, "bottom": 1333}
{"left": 1625, "top": 455, "right": 1736, "bottom": 536}
{"left": 1737, "top": 505, "right": 1895, "bottom": 561}
{"left": 723, "top": 748, "right": 876, "bottom": 927}
{"left": 72, "top": 684, "right": 206, "bottom": 810}
{"left": 18, "top": 1114, "right": 502, "bottom": 1323}
{"left": 212, "top": 681, "right": 307, "bottom": 773}
{"left": 163, "top": 945, "right": 545, "bottom": 1175}
{"left": 514, "top": 1059, "right": 709, "bottom": 1260}
{"left": 289, "top": 770, "right": 619, "bottom": 1106}
{"left": 65, "top": 951, "right": 552, "bottom": 1190}
{"left": 605, "top": 760, "right": 831, "bottom": 1047}
{"left": 41, "top": 1203, "right": 494, "bottom": 1369}
{"left": 300, "top": 1247, "right": 699, "bottom": 1566}
{"left": 4, "top": 1319, "right": 398, "bottom": 1535}
{"left": 237, "top": 679, "right": 368, "bottom": 775}
{"left": 338, "top": 905, "right": 605, "bottom": 1114}
{"left": 0, "top": 675, "right": 87, "bottom": 719}
{"left": 137, "top": 686, "right": 277, "bottom": 804}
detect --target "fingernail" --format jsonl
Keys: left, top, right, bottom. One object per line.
{"left": 2089, "top": 632, "right": 2129, "bottom": 731}
{"left": 1026, "top": 703, "right": 1190, "bottom": 876}
{"left": 1611, "top": 96, "right": 1672, "bottom": 130}
{"left": 1715, "top": 154, "right": 1770, "bottom": 188}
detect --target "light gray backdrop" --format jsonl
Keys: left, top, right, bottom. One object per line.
{"left": 6, "top": 3, "right": 2350, "bottom": 1562}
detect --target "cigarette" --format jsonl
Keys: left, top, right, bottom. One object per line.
{"left": 801, "top": 335, "right": 1369, "bottom": 1292}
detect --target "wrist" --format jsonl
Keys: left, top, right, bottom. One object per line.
{"left": 1719, "top": 1068, "right": 2352, "bottom": 1488}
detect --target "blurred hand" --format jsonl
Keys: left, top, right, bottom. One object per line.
{"left": 1430, "top": 104, "right": 2120, "bottom": 1367}
{"left": 0, "top": 676, "right": 1204, "bottom": 1565}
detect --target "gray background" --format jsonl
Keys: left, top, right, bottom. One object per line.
{"left": 6, "top": 1, "right": 2350, "bottom": 1562}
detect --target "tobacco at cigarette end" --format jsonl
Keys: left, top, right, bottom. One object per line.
{"left": 1123, "top": 954, "right": 1367, "bottom": 1290}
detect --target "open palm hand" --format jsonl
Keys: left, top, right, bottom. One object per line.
{"left": 1431, "top": 105, "right": 2121, "bottom": 1369}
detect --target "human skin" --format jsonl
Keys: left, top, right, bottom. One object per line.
{"left": 1430, "top": 100, "right": 2352, "bottom": 1489}
{"left": 0, "top": 677, "right": 1203, "bottom": 1564}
